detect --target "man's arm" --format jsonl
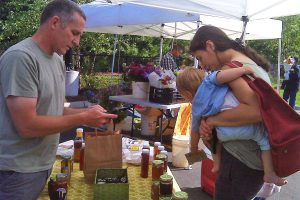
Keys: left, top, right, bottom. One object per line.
{"left": 63, "top": 105, "right": 107, "bottom": 115}
{"left": 7, "top": 96, "right": 117, "bottom": 138}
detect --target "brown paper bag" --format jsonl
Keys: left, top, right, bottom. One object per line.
{"left": 83, "top": 130, "right": 122, "bottom": 183}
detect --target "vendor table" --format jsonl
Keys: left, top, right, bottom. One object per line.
{"left": 38, "top": 158, "right": 180, "bottom": 200}
{"left": 109, "top": 95, "right": 183, "bottom": 142}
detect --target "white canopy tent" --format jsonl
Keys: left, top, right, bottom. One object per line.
{"left": 100, "top": 0, "right": 300, "bottom": 91}
{"left": 105, "top": 0, "right": 300, "bottom": 20}
{"left": 80, "top": 1, "right": 290, "bottom": 90}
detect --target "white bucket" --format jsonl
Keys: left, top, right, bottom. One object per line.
{"left": 132, "top": 81, "right": 149, "bottom": 99}
{"left": 172, "top": 135, "right": 190, "bottom": 168}
{"left": 65, "top": 70, "right": 79, "bottom": 96}
{"left": 140, "top": 114, "right": 157, "bottom": 136}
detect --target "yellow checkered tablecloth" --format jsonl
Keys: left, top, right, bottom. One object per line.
{"left": 38, "top": 158, "right": 180, "bottom": 200}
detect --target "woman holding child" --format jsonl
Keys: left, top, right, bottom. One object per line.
{"left": 177, "top": 25, "right": 286, "bottom": 200}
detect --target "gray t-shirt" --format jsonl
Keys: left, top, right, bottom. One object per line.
{"left": 0, "top": 38, "right": 65, "bottom": 173}
{"left": 223, "top": 62, "right": 271, "bottom": 170}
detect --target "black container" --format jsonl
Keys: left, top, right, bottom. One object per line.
{"left": 149, "top": 86, "right": 183, "bottom": 105}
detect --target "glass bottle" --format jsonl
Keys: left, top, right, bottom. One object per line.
{"left": 159, "top": 174, "right": 173, "bottom": 197}
{"left": 140, "top": 149, "right": 150, "bottom": 178}
{"left": 56, "top": 173, "right": 68, "bottom": 200}
{"left": 79, "top": 143, "right": 85, "bottom": 171}
{"left": 160, "top": 150, "right": 168, "bottom": 172}
{"left": 151, "top": 181, "right": 160, "bottom": 200}
{"left": 172, "top": 191, "right": 189, "bottom": 200}
{"left": 74, "top": 128, "right": 84, "bottom": 162}
{"left": 152, "top": 160, "right": 164, "bottom": 181}
{"left": 153, "top": 142, "right": 161, "bottom": 159}
{"left": 155, "top": 153, "right": 167, "bottom": 173}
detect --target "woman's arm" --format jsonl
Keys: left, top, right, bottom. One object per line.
{"left": 206, "top": 74, "right": 262, "bottom": 128}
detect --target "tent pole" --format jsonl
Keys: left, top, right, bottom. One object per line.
{"left": 194, "top": 20, "right": 201, "bottom": 68}
{"left": 277, "top": 38, "right": 282, "bottom": 93}
{"left": 171, "top": 22, "right": 177, "bottom": 49}
{"left": 240, "top": 16, "right": 249, "bottom": 43}
{"left": 111, "top": 34, "right": 118, "bottom": 75}
{"left": 159, "top": 24, "right": 165, "bottom": 65}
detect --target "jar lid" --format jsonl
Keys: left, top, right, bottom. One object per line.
{"left": 172, "top": 191, "right": 188, "bottom": 199}
{"left": 56, "top": 173, "right": 67, "bottom": 181}
{"left": 158, "top": 145, "right": 165, "bottom": 150}
{"left": 154, "top": 142, "right": 161, "bottom": 146}
{"left": 160, "top": 174, "right": 173, "bottom": 182}
{"left": 76, "top": 128, "right": 83, "bottom": 132}
{"left": 159, "top": 197, "right": 172, "bottom": 200}
{"left": 156, "top": 154, "right": 167, "bottom": 160}
{"left": 143, "top": 144, "right": 150, "bottom": 149}
{"left": 142, "top": 149, "right": 150, "bottom": 154}
{"left": 152, "top": 160, "right": 164, "bottom": 166}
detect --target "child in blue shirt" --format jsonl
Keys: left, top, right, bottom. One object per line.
{"left": 176, "top": 67, "right": 287, "bottom": 186}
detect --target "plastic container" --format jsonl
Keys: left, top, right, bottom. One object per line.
{"left": 201, "top": 158, "right": 216, "bottom": 196}
{"left": 141, "top": 114, "right": 157, "bottom": 136}
{"left": 132, "top": 81, "right": 149, "bottom": 99}
{"left": 65, "top": 70, "right": 79, "bottom": 96}
{"left": 140, "top": 149, "right": 150, "bottom": 178}
{"left": 74, "top": 128, "right": 84, "bottom": 163}
{"left": 172, "top": 135, "right": 190, "bottom": 168}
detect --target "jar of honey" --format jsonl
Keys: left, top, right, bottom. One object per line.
{"left": 152, "top": 160, "right": 164, "bottom": 181}
{"left": 159, "top": 174, "right": 173, "bottom": 197}
{"left": 151, "top": 181, "right": 160, "bottom": 200}
{"left": 155, "top": 154, "right": 167, "bottom": 172}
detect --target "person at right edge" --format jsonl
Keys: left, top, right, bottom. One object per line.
{"left": 283, "top": 56, "right": 299, "bottom": 109}
{"left": 189, "top": 25, "right": 284, "bottom": 200}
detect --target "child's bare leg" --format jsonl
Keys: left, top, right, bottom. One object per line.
{"left": 262, "top": 150, "right": 287, "bottom": 186}
{"left": 211, "top": 143, "right": 222, "bottom": 173}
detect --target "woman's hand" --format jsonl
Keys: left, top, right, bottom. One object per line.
{"left": 200, "top": 118, "right": 213, "bottom": 140}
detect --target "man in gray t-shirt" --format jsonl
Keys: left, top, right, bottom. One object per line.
{"left": 0, "top": 1, "right": 117, "bottom": 199}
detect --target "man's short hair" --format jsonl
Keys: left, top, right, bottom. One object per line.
{"left": 294, "top": 57, "right": 298, "bottom": 63}
{"left": 40, "top": 0, "right": 86, "bottom": 25}
{"left": 172, "top": 44, "right": 184, "bottom": 52}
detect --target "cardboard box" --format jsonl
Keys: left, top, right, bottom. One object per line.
{"left": 94, "top": 168, "right": 129, "bottom": 200}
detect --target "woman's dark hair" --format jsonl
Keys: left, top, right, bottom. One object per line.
{"left": 190, "top": 25, "right": 271, "bottom": 72}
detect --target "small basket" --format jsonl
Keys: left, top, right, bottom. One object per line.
{"left": 149, "top": 86, "right": 183, "bottom": 104}
{"left": 94, "top": 168, "right": 129, "bottom": 200}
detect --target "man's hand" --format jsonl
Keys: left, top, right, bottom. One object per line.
{"left": 82, "top": 106, "right": 117, "bottom": 127}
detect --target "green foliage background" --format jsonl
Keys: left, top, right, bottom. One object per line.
{"left": 0, "top": 1, "right": 299, "bottom": 76}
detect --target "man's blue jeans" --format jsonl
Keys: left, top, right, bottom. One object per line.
{"left": 283, "top": 88, "right": 298, "bottom": 109}
{"left": 0, "top": 169, "right": 51, "bottom": 200}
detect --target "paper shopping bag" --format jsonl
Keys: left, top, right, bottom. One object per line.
{"left": 83, "top": 130, "right": 122, "bottom": 183}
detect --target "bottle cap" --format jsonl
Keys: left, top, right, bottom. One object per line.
{"left": 154, "top": 142, "right": 161, "bottom": 147}
{"left": 142, "top": 149, "right": 150, "bottom": 154}
{"left": 158, "top": 145, "right": 165, "bottom": 151}
{"left": 76, "top": 128, "right": 83, "bottom": 132}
